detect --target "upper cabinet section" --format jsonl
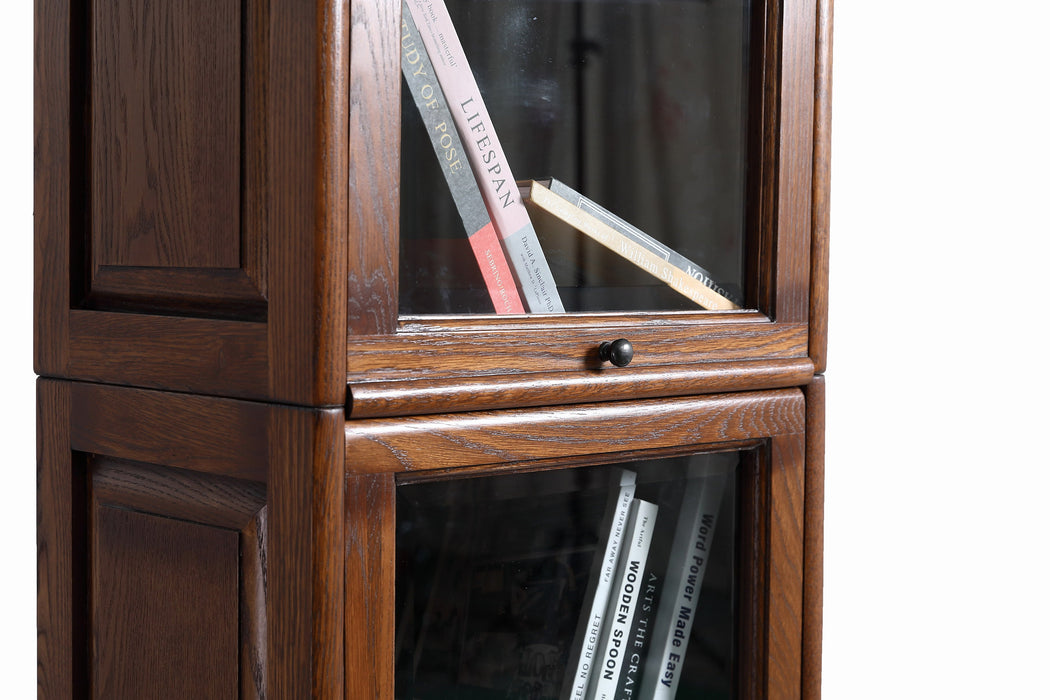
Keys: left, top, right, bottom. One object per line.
{"left": 345, "top": 0, "right": 830, "bottom": 412}
{"left": 400, "top": 0, "right": 752, "bottom": 317}
{"left": 35, "top": 0, "right": 830, "bottom": 409}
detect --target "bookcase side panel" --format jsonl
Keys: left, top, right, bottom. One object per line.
{"left": 38, "top": 381, "right": 346, "bottom": 699}
{"left": 34, "top": 0, "right": 349, "bottom": 405}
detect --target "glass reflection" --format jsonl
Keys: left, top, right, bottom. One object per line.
{"left": 401, "top": 0, "right": 751, "bottom": 315}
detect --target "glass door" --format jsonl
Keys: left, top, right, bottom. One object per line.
{"left": 399, "top": 0, "right": 752, "bottom": 316}
{"left": 395, "top": 453, "right": 740, "bottom": 699}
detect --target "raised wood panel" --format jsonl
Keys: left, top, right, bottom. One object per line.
{"left": 91, "top": 0, "right": 241, "bottom": 270}
{"left": 36, "top": 0, "right": 349, "bottom": 406}
{"left": 89, "top": 457, "right": 268, "bottom": 700}
{"left": 765, "top": 433, "right": 806, "bottom": 699}
{"left": 83, "top": 0, "right": 266, "bottom": 322}
{"left": 92, "top": 507, "right": 240, "bottom": 699}
{"left": 39, "top": 380, "right": 347, "bottom": 699}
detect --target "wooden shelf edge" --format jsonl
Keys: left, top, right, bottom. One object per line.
{"left": 345, "top": 388, "right": 806, "bottom": 474}
{"left": 348, "top": 356, "right": 814, "bottom": 418}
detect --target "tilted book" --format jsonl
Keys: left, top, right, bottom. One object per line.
{"left": 400, "top": 5, "right": 524, "bottom": 314}
{"left": 562, "top": 468, "right": 638, "bottom": 700}
{"left": 518, "top": 178, "right": 742, "bottom": 311}
{"left": 638, "top": 469, "right": 729, "bottom": 699}
{"left": 587, "top": 499, "right": 659, "bottom": 700}
{"left": 405, "top": 0, "right": 565, "bottom": 313}
{"left": 610, "top": 478, "right": 685, "bottom": 699}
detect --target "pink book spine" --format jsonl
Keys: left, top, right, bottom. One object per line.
{"left": 467, "top": 222, "right": 526, "bottom": 314}
{"left": 405, "top": 0, "right": 565, "bottom": 313}
{"left": 401, "top": 6, "right": 525, "bottom": 314}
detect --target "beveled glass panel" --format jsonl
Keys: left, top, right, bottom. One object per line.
{"left": 400, "top": 0, "right": 752, "bottom": 315}
{"left": 395, "top": 453, "right": 739, "bottom": 699}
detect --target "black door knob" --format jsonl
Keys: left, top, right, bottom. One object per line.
{"left": 598, "top": 339, "right": 634, "bottom": 367}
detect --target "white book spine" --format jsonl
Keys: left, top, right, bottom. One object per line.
{"left": 563, "top": 470, "right": 638, "bottom": 700}
{"left": 588, "top": 499, "right": 659, "bottom": 700}
{"left": 639, "top": 471, "right": 728, "bottom": 700}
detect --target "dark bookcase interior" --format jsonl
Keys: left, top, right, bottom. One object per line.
{"left": 400, "top": 0, "right": 752, "bottom": 315}
{"left": 395, "top": 453, "right": 740, "bottom": 699}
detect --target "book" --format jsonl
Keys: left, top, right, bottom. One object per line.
{"left": 562, "top": 468, "right": 638, "bottom": 700}
{"left": 610, "top": 477, "right": 685, "bottom": 700}
{"left": 404, "top": 0, "right": 565, "bottom": 314}
{"left": 638, "top": 469, "right": 729, "bottom": 699}
{"left": 614, "top": 568, "right": 658, "bottom": 700}
{"left": 399, "top": 5, "right": 525, "bottom": 315}
{"left": 518, "top": 178, "right": 742, "bottom": 311}
{"left": 587, "top": 498, "right": 659, "bottom": 700}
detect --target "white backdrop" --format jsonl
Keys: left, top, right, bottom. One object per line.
{"left": 3, "top": 2, "right": 1049, "bottom": 696}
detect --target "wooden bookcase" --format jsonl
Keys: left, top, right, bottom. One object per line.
{"left": 34, "top": 0, "right": 832, "bottom": 697}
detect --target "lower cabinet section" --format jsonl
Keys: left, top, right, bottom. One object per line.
{"left": 37, "top": 379, "right": 343, "bottom": 699}
{"left": 37, "top": 379, "right": 821, "bottom": 700}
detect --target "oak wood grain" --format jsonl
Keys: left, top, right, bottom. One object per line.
{"left": 773, "top": 0, "right": 817, "bottom": 325}
{"left": 810, "top": 0, "right": 834, "bottom": 374}
{"left": 267, "top": 403, "right": 346, "bottom": 698}
{"left": 737, "top": 448, "right": 768, "bottom": 699}
{"left": 241, "top": 506, "right": 269, "bottom": 700}
{"left": 746, "top": 0, "right": 781, "bottom": 317}
{"left": 89, "top": 457, "right": 268, "bottom": 699}
{"left": 92, "top": 0, "right": 241, "bottom": 270}
{"left": 70, "top": 382, "right": 269, "bottom": 482}
{"left": 36, "top": 0, "right": 350, "bottom": 406}
{"left": 37, "top": 379, "right": 82, "bottom": 699}
{"left": 85, "top": 267, "right": 266, "bottom": 321}
{"left": 266, "top": 0, "right": 349, "bottom": 406}
{"left": 350, "top": 357, "right": 814, "bottom": 418}
{"left": 737, "top": 435, "right": 806, "bottom": 700}
{"left": 344, "top": 474, "right": 396, "bottom": 699}
{"left": 92, "top": 507, "right": 240, "bottom": 699}
{"left": 347, "top": 319, "right": 809, "bottom": 384}
{"left": 67, "top": 310, "right": 269, "bottom": 399}
{"left": 346, "top": 0, "right": 400, "bottom": 336}
{"left": 33, "top": 0, "right": 71, "bottom": 376}
{"left": 345, "top": 389, "right": 805, "bottom": 474}
{"left": 803, "top": 376, "right": 826, "bottom": 700}
{"left": 91, "top": 457, "right": 267, "bottom": 529}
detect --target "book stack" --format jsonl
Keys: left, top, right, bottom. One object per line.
{"left": 401, "top": 0, "right": 740, "bottom": 315}
{"left": 401, "top": 0, "right": 563, "bottom": 314}
{"left": 563, "top": 466, "right": 730, "bottom": 700}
